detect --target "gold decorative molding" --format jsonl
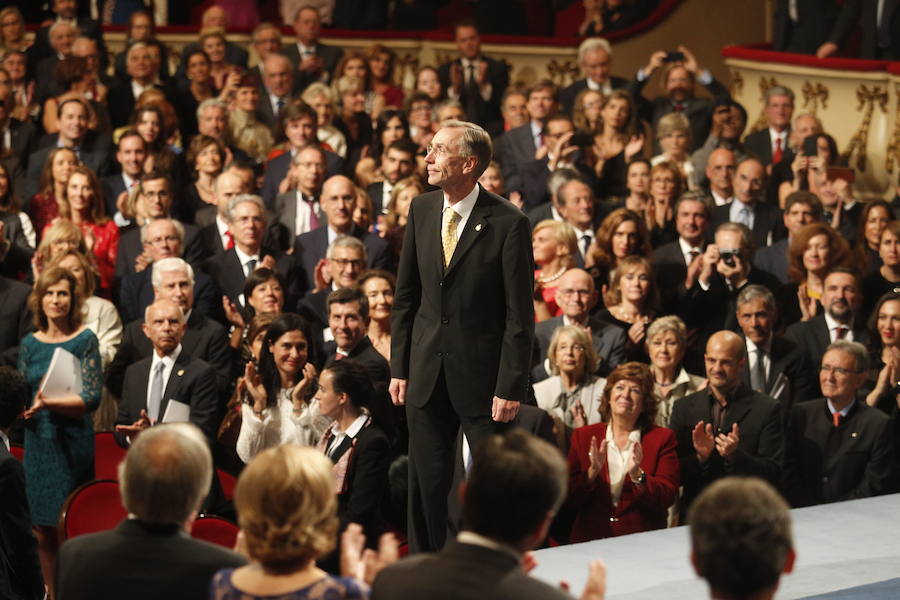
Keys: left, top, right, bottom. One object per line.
{"left": 842, "top": 84, "right": 888, "bottom": 173}
{"left": 729, "top": 69, "right": 744, "bottom": 98}
{"left": 801, "top": 81, "right": 829, "bottom": 115}
{"left": 750, "top": 76, "right": 779, "bottom": 134}
{"left": 886, "top": 82, "right": 900, "bottom": 176}
{"left": 546, "top": 59, "right": 580, "bottom": 88}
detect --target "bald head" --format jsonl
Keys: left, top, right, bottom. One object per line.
{"left": 202, "top": 5, "right": 228, "bottom": 28}
{"left": 555, "top": 268, "right": 597, "bottom": 321}
{"left": 705, "top": 330, "right": 746, "bottom": 396}
{"left": 321, "top": 175, "right": 355, "bottom": 233}
{"left": 706, "top": 148, "right": 736, "bottom": 197}
{"left": 215, "top": 170, "right": 246, "bottom": 216}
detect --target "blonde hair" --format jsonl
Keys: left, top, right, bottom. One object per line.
{"left": 235, "top": 445, "right": 338, "bottom": 572}
{"left": 656, "top": 112, "right": 691, "bottom": 143}
{"left": 548, "top": 324, "right": 599, "bottom": 376}
{"left": 37, "top": 219, "right": 87, "bottom": 260}
{"left": 533, "top": 219, "right": 578, "bottom": 270}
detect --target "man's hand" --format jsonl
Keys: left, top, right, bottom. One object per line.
{"left": 449, "top": 62, "right": 464, "bottom": 92}
{"left": 692, "top": 421, "right": 714, "bottom": 463}
{"left": 679, "top": 44, "right": 700, "bottom": 74}
{"left": 644, "top": 50, "right": 667, "bottom": 76}
{"left": 715, "top": 423, "right": 740, "bottom": 462}
{"left": 492, "top": 397, "right": 519, "bottom": 422}
{"left": 114, "top": 409, "right": 153, "bottom": 438}
{"left": 476, "top": 60, "right": 489, "bottom": 86}
{"left": 684, "top": 250, "right": 703, "bottom": 289}
{"left": 299, "top": 54, "right": 324, "bottom": 74}
{"left": 134, "top": 251, "right": 153, "bottom": 273}
{"left": 389, "top": 378, "right": 407, "bottom": 406}
{"left": 816, "top": 41, "right": 838, "bottom": 59}
{"left": 698, "top": 244, "right": 719, "bottom": 287}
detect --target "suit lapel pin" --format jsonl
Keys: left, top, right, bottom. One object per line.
{"left": 851, "top": 432, "right": 858, "bottom": 438}
{"left": 475, "top": 223, "right": 483, "bottom": 232}
{"left": 177, "top": 369, "right": 185, "bottom": 377}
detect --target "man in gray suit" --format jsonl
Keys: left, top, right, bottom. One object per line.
{"left": 273, "top": 145, "right": 326, "bottom": 244}
{"left": 532, "top": 268, "right": 626, "bottom": 382}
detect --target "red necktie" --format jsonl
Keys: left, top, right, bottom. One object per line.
{"left": 224, "top": 230, "right": 235, "bottom": 250}
{"left": 835, "top": 326, "right": 848, "bottom": 340}
{"left": 674, "top": 102, "right": 684, "bottom": 112}
{"left": 334, "top": 352, "right": 344, "bottom": 361}
{"left": 772, "top": 138, "right": 783, "bottom": 165}
{"left": 832, "top": 412, "right": 841, "bottom": 427}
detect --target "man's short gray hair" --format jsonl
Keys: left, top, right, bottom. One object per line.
{"left": 548, "top": 168, "right": 583, "bottom": 203}
{"left": 825, "top": 340, "right": 869, "bottom": 373}
{"left": 196, "top": 98, "right": 227, "bottom": 122}
{"left": 577, "top": 37, "right": 612, "bottom": 63}
{"left": 151, "top": 257, "right": 194, "bottom": 289}
{"left": 227, "top": 193, "right": 266, "bottom": 222}
{"left": 432, "top": 98, "right": 464, "bottom": 123}
{"left": 766, "top": 85, "right": 795, "bottom": 104}
{"left": 736, "top": 284, "right": 775, "bottom": 314}
{"left": 125, "top": 41, "right": 149, "bottom": 62}
{"left": 48, "top": 20, "right": 76, "bottom": 39}
{"left": 118, "top": 423, "right": 212, "bottom": 525}
{"left": 140, "top": 218, "right": 184, "bottom": 245}
{"left": 326, "top": 235, "right": 368, "bottom": 262}
{"left": 442, "top": 119, "right": 493, "bottom": 178}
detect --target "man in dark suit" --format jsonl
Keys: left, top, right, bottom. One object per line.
{"left": 0, "top": 276, "right": 31, "bottom": 367}
{"left": 106, "top": 42, "right": 167, "bottom": 130}
{"left": 437, "top": 20, "right": 509, "bottom": 135}
{"left": 366, "top": 139, "right": 418, "bottom": 216}
{"left": 786, "top": 268, "right": 868, "bottom": 387}
{"left": 390, "top": 121, "right": 535, "bottom": 553}
{"left": 691, "top": 103, "right": 748, "bottom": 191}
{"left": 0, "top": 85, "right": 36, "bottom": 175}
{"left": 788, "top": 340, "right": 895, "bottom": 506}
{"left": 735, "top": 285, "right": 815, "bottom": 416}
{"left": 56, "top": 423, "right": 246, "bottom": 600}
{"left": 532, "top": 268, "right": 626, "bottom": 382}
{"left": 818, "top": 0, "right": 900, "bottom": 60}
{"left": 247, "top": 23, "right": 283, "bottom": 83}
{"left": 101, "top": 130, "right": 147, "bottom": 219}
{"left": 372, "top": 430, "right": 598, "bottom": 600}
{"left": 260, "top": 101, "right": 344, "bottom": 208}
{"left": 497, "top": 80, "right": 558, "bottom": 194}
{"left": 272, "top": 145, "right": 326, "bottom": 248}
{"left": 285, "top": 6, "right": 343, "bottom": 91}
{"left": 628, "top": 45, "right": 730, "bottom": 153}
{"left": 653, "top": 191, "right": 709, "bottom": 319}
{"left": 0, "top": 367, "right": 43, "bottom": 600}
{"left": 114, "top": 300, "right": 221, "bottom": 446}
{"left": 204, "top": 194, "right": 302, "bottom": 307}
{"left": 525, "top": 168, "right": 580, "bottom": 229}
{"left": 0, "top": 212, "right": 34, "bottom": 280}
{"left": 560, "top": 38, "right": 628, "bottom": 115}
{"left": 293, "top": 175, "right": 392, "bottom": 291}
{"left": 774, "top": 0, "right": 840, "bottom": 54}
{"left": 31, "top": 0, "right": 106, "bottom": 72}
{"left": 742, "top": 86, "right": 795, "bottom": 185}
{"left": 669, "top": 331, "right": 784, "bottom": 519}
{"left": 708, "top": 158, "right": 784, "bottom": 250}
{"left": 256, "top": 54, "right": 294, "bottom": 133}
{"left": 25, "top": 98, "right": 113, "bottom": 200}
{"left": 194, "top": 170, "right": 249, "bottom": 262}
{"left": 753, "top": 191, "right": 823, "bottom": 284}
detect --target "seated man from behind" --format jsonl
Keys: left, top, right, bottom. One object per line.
{"left": 55, "top": 423, "right": 246, "bottom": 600}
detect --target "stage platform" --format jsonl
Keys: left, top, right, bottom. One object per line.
{"left": 531, "top": 493, "right": 900, "bottom": 599}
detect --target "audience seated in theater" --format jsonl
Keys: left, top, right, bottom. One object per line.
{"left": 855, "top": 199, "right": 892, "bottom": 278}
{"left": 57, "top": 423, "right": 247, "bottom": 600}
{"left": 285, "top": 5, "right": 343, "bottom": 90}
{"left": 628, "top": 45, "right": 730, "bottom": 154}
{"left": 651, "top": 113, "right": 696, "bottom": 190}
{"left": 255, "top": 53, "right": 295, "bottom": 134}
{"left": 236, "top": 313, "right": 329, "bottom": 464}
{"left": 302, "top": 82, "right": 348, "bottom": 159}
{"left": 754, "top": 191, "right": 823, "bottom": 286}
{"left": 652, "top": 191, "right": 709, "bottom": 321}
{"left": 438, "top": 19, "right": 509, "bottom": 136}
{"left": 108, "top": 42, "right": 167, "bottom": 130}
{"left": 587, "top": 208, "right": 652, "bottom": 295}
{"left": 223, "top": 267, "right": 286, "bottom": 354}
{"left": 690, "top": 99, "right": 747, "bottom": 188}
{"left": 789, "top": 339, "right": 895, "bottom": 506}
{"left": 689, "top": 477, "right": 795, "bottom": 600}
{"left": 862, "top": 220, "right": 900, "bottom": 316}
{"left": 567, "top": 361, "right": 679, "bottom": 542}
{"left": 561, "top": 38, "right": 628, "bottom": 116}
{"left": 498, "top": 80, "right": 559, "bottom": 195}
{"left": 645, "top": 161, "right": 683, "bottom": 246}
{"left": 101, "top": 130, "right": 148, "bottom": 222}
{"left": 228, "top": 73, "right": 274, "bottom": 165}
{"left": 354, "top": 109, "right": 411, "bottom": 189}
{"left": 708, "top": 158, "right": 783, "bottom": 250}
{"left": 669, "top": 331, "right": 784, "bottom": 521}
{"left": 372, "top": 429, "right": 605, "bottom": 600}
{"left": 359, "top": 270, "right": 395, "bottom": 362}
{"left": 532, "top": 220, "right": 579, "bottom": 322}
{"left": 646, "top": 316, "right": 705, "bottom": 426}
{"left": 596, "top": 255, "right": 658, "bottom": 363}
{"left": 777, "top": 221, "right": 853, "bottom": 328}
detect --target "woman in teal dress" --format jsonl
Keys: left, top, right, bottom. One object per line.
{"left": 18, "top": 265, "right": 101, "bottom": 597}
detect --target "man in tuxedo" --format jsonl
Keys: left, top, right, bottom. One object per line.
{"left": 114, "top": 300, "right": 220, "bottom": 445}
{"left": 323, "top": 286, "right": 389, "bottom": 384}
{"left": 437, "top": 20, "right": 509, "bottom": 135}
{"left": 0, "top": 275, "right": 31, "bottom": 367}
{"left": 709, "top": 158, "right": 783, "bottom": 249}
{"left": 754, "top": 191, "right": 823, "bottom": 284}
{"left": 786, "top": 268, "right": 868, "bottom": 386}
{"left": 260, "top": 101, "right": 344, "bottom": 208}
{"left": 372, "top": 430, "right": 595, "bottom": 600}
{"left": 774, "top": 0, "right": 840, "bottom": 54}
{"left": 285, "top": 6, "right": 343, "bottom": 91}
{"left": 497, "top": 80, "right": 558, "bottom": 195}
{"left": 26, "top": 98, "right": 112, "bottom": 200}
{"left": 689, "top": 478, "right": 795, "bottom": 600}
{"left": 0, "top": 367, "right": 43, "bottom": 600}
{"left": 256, "top": 54, "right": 294, "bottom": 133}
{"left": 735, "top": 285, "right": 815, "bottom": 416}
{"left": 788, "top": 340, "right": 894, "bottom": 506}
{"left": 628, "top": 45, "right": 730, "bottom": 153}
{"left": 690, "top": 101, "right": 748, "bottom": 190}
{"left": 669, "top": 331, "right": 784, "bottom": 519}
{"left": 272, "top": 145, "right": 326, "bottom": 248}
{"left": 34, "top": 21, "right": 76, "bottom": 105}
{"left": 107, "top": 42, "right": 166, "bottom": 129}
{"left": 366, "top": 139, "right": 418, "bottom": 216}
{"left": 532, "top": 268, "right": 626, "bottom": 382}
{"left": 56, "top": 423, "right": 246, "bottom": 600}
{"left": 293, "top": 175, "right": 392, "bottom": 291}
{"left": 106, "top": 259, "right": 231, "bottom": 401}
{"left": 101, "top": 130, "right": 147, "bottom": 220}
{"left": 818, "top": 0, "right": 900, "bottom": 59}
{"left": 390, "top": 120, "right": 534, "bottom": 553}
{"left": 742, "top": 86, "right": 795, "bottom": 175}
{"left": 560, "top": 37, "right": 628, "bottom": 115}
{"left": 653, "top": 191, "right": 709, "bottom": 319}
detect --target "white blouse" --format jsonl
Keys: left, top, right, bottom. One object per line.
{"left": 606, "top": 425, "right": 642, "bottom": 506}
{"left": 236, "top": 387, "right": 332, "bottom": 464}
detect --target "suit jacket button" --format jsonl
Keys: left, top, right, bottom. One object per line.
{"left": 442, "top": 317, "right": 449, "bottom": 324}
{"left": 438, "top": 352, "right": 444, "bottom": 357}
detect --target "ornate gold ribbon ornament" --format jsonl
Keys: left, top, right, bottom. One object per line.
{"left": 750, "top": 76, "right": 779, "bottom": 134}
{"left": 841, "top": 84, "right": 887, "bottom": 173}
{"left": 801, "top": 81, "right": 829, "bottom": 115}
{"left": 886, "top": 83, "right": 900, "bottom": 177}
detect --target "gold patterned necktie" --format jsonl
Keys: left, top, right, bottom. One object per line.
{"left": 442, "top": 208, "right": 462, "bottom": 269}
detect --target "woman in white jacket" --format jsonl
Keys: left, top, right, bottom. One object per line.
{"left": 236, "top": 313, "right": 331, "bottom": 463}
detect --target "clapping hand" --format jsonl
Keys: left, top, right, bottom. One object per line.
{"left": 571, "top": 402, "right": 587, "bottom": 429}
{"left": 114, "top": 409, "right": 153, "bottom": 438}
{"left": 244, "top": 361, "right": 267, "bottom": 414}
{"left": 692, "top": 421, "right": 714, "bottom": 463}
{"left": 715, "top": 423, "right": 740, "bottom": 462}
{"left": 222, "top": 296, "right": 245, "bottom": 329}
{"left": 340, "top": 523, "right": 399, "bottom": 585}
{"left": 625, "top": 440, "right": 643, "bottom": 480}
{"left": 587, "top": 435, "right": 608, "bottom": 480}
{"left": 291, "top": 363, "right": 318, "bottom": 411}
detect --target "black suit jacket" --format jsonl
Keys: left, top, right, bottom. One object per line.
{"left": 669, "top": 385, "right": 784, "bottom": 517}
{"left": 293, "top": 224, "right": 393, "bottom": 292}
{"left": 100, "top": 174, "right": 127, "bottom": 218}
{"left": 774, "top": 0, "right": 840, "bottom": 54}
{"left": 559, "top": 76, "right": 629, "bottom": 115}
{"left": 0, "top": 445, "right": 42, "bottom": 600}
{"left": 743, "top": 128, "right": 796, "bottom": 169}
{"left": 7, "top": 119, "right": 35, "bottom": 171}
{"left": 829, "top": 0, "right": 900, "bottom": 59}
{"left": 788, "top": 399, "right": 894, "bottom": 506}
{"left": 0, "top": 277, "right": 32, "bottom": 367}
{"left": 117, "top": 267, "right": 219, "bottom": 326}
{"left": 708, "top": 201, "right": 785, "bottom": 249}
{"left": 113, "top": 224, "right": 204, "bottom": 283}
{"left": 0, "top": 211, "right": 34, "bottom": 280}
{"left": 371, "top": 540, "right": 570, "bottom": 600}
{"left": 497, "top": 123, "right": 537, "bottom": 194}
{"left": 531, "top": 315, "right": 626, "bottom": 382}
{"left": 106, "top": 312, "right": 232, "bottom": 400}
{"left": 740, "top": 335, "right": 815, "bottom": 415}
{"left": 260, "top": 149, "right": 344, "bottom": 209}
{"left": 55, "top": 519, "right": 246, "bottom": 600}
{"left": 437, "top": 56, "right": 509, "bottom": 133}
{"left": 203, "top": 247, "right": 302, "bottom": 307}
{"left": 26, "top": 132, "right": 113, "bottom": 200}
{"left": 284, "top": 42, "right": 344, "bottom": 90}
{"left": 753, "top": 237, "right": 790, "bottom": 284}
{"left": 785, "top": 313, "right": 868, "bottom": 377}
{"left": 114, "top": 351, "right": 221, "bottom": 445}
{"left": 106, "top": 79, "right": 167, "bottom": 129}
{"left": 391, "top": 186, "right": 535, "bottom": 415}
{"left": 652, "top": 238, "right": 706, "bottom": 319}
{"left": 324, "top": 337, "right": 395, "bottom": 436}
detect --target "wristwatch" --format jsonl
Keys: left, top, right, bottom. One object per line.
{"left": 630, "top": 468, "right": 646, "bottom": 485}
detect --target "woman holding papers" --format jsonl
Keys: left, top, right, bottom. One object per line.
{"left": 17, "top": 266, "right": 102, "bottom": 597}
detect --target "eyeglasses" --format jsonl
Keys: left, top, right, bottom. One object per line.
{"left": 146, "top": 235, "right": 179, "bottom": 245}
{"left": 558, "top": 288, "right": 591, "bottom": 298}
{"left": 330, "top": 258, "right": 365, "bottom": 269}
{"left": 426, "top": 144, "right": 454, "bottom": 158}
{"left": 819, "top": 365, "right": 860, "bottom": 377}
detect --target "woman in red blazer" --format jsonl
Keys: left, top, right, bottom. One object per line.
{"left": 567, "top": 361, "right": 679, "bottom": 542}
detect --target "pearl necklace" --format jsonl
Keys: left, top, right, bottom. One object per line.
{"left": 537, "top": 266, "right": 567, "bottom": 284}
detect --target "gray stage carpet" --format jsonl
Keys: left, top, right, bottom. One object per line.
{"left": 530, "top": 493, "right": 900, "bottom": 599}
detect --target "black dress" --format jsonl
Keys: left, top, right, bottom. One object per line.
{"left": 595, "top": 308, "right": 651, "bottom": 363}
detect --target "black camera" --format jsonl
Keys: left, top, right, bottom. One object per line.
{"left": 663, "top": 51, "right": 685, "bottom": 63}
{"left": 719, "top": 249, "right": 740, "bottom": 267}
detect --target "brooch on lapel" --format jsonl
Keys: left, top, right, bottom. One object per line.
{"left": 475, "top": 223, "right": 483, "bottom": 232}
{"left": 177, "top": 369, "right": 185, "bottom": 377}
{"left": 851, "top": 432, "right": 858, "bottom": 438}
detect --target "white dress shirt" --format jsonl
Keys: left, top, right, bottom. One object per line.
{"left": 325, "top": 413, "right": 369, "bottom": 458}
{"left": 746, "top": 336, "right": 772, "bottom": 382}
{"left": 234, "top": 246, "right": 261, "bottom": 277}
{"left": 768, "top": 128, "right": 789, "bottom": 157}
{"left": 294, "top": 191, "right": 320, "bottom": 237}
{"left": 605, "top": 425, "right": 641, "bottom": 506}
{"left": 824, "top": 312, "right": 855, "bottom": 342}
{"left": 216, "top": 214, "right": 231, "bottom": 249}
{"left": 678, "top": 236, "right": 703, "bottom": 266}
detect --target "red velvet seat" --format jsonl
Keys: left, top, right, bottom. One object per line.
{"left": 217, "top": 468, "right": 236, "bottom": 502}
{"left": 191, "top": 515, "right": 239, "bottom": 548}
{"left": 9, "top": 443, "right": 23, "bottom": 461}
{"left": 94, "top": 432, "right": 127, "bottom": 480}
{"left": 57, "top": 479, "right": 127, "bottom": 542}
